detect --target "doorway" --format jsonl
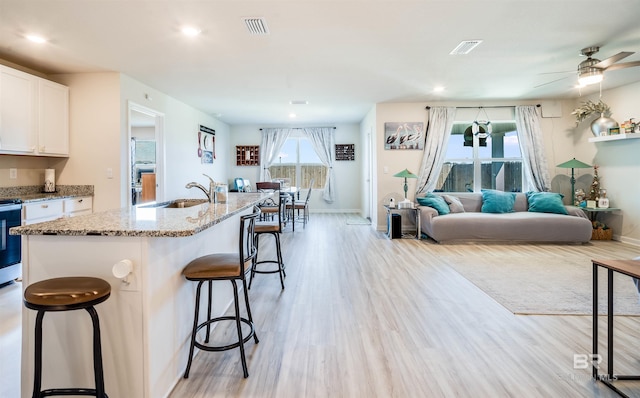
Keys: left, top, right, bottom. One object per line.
{"left": 128, "top": 102, "right": 164, "bottom": 206}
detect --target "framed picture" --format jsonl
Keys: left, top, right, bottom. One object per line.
{"left": 198, "top": 125, "right": 215, "bottom": 163}
{"left": 384, "top": 122, "right": 424, "bottom": 150}
{"left": 608, "top": 127, "right": 620, "bottom": 135}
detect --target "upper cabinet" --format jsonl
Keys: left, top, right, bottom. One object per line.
{"left": 0, "top": 65, "right": 69, "bottom": 157}
{"left": 38, "top": 79, "right": 69, "bottom": 156}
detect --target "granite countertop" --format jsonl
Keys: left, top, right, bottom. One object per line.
{"left": 10, "top": 192, "right": 271, "bottom": 237}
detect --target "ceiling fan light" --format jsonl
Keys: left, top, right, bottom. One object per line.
{"left": 578, "top": 70, "right": 603, "bottom": 86}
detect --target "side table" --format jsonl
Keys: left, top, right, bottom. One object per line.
{"left": 384, "top": 205, "right": 420, "bottom": 240}
{"left": 592, "top": 258, "right": 640, "bottom": 398}
{"left": 582, "top": 207, "right": 621, "bottom": 222}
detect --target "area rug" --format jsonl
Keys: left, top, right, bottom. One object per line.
{"left": 445, "top": 254, "right": 640, "bottom": 316}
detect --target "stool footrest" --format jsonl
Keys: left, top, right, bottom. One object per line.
{"left": 194, "top": 316, "right": 256, "bottom": 352}
{"left": 39, "top": 387, "right": 107, "bottom": 397}
{"left": 252, "top": 260, "right": 286, "bottom": 275}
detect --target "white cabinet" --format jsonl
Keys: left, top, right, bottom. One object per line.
{"left": 0, "top": 65, "right": 69, "bottom": 157}
{"left": 0, "top": 66, "right": 38, "bottom": 154}
{"left": 63, "top": 196, "right": 93, "bottom": 217}
{"left": 22, "top": 200, "right": 64, "bottom": 225}
{"left": 38, "top": 79, "right": 69, "bottom": 156}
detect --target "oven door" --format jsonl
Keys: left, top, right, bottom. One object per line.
{"left": 0, "top": 203, "right": 22, "bottom": 269}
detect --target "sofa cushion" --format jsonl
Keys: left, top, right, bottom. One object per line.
{"left": 417, "top": 194, "right": 450, "bottom": 215}
{"left": 526, "top": 191, "right": 568, "bottom": 215}
{"left": 481, "top": 189, "right": 516, "bottom": 213}
{"left": 442, "top": 194, "right": 465, "bottom": 213}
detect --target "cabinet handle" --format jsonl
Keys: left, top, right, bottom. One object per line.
{"left": 78, "top": 199, "right": 83, "bottom": 203}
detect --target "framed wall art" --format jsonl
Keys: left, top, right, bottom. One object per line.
{"left": 198, "top": 125, "right": 215, "bottom": 164}
{"left": 384, "top": 122, "right": 424, "bottom": 150}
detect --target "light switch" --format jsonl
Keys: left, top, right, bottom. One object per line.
{"left": 9, "top": 168, "right": 17, "bottom": 179}
{"left": 106, "top": 168, "right": 113, "bottom": 179}
{"left": 383, "top": 166, "right": 388, "bottom": 174}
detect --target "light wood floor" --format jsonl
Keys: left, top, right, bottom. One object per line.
{"left": 3, "top": 214, "right": 640, "bottom": 397}
{"left": 169, "top": 214, "right": 640, "bottom": 398}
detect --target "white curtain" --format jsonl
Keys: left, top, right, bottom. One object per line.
{"left": 515, "top": 105, "right": 551, "bottom": 192}
{"left": 303, "top": 127, "right": 335, "bottom": 203}
{"left": 416, "top": 107, "right": 457, "bottom": 194}
{"left": 259, "top": 128, "right": 292, "bottom": 182}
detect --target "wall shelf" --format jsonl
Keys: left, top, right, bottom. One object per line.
{"left": 236, "top": 145, "right": 259, "bottom": 166}
{"left": 589, "top": 133, "right": 640, "bottom": 143}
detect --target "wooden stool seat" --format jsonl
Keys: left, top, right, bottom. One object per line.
{"left": 183, "top": 254, "right": 246, "bottom": 280}
{"left": 24, "top": 276, "right": 111, "bottom": 397}
{"left": 24, "top": 276, "right": 111, "bottom": 310}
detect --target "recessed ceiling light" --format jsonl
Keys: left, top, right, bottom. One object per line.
{"left": 289, "top": 113, "right": 297, "bottom": 118}
{"left": 433, "top": 86, "right": 445, "bottom": 92}
{"left": 181, "top": 26, "right": 201, "bottom": 37}
{"left": 290, "top": 100, "right": 308, "bottom": 105}
{"left": 25, "top": 34, "right": 47, "bottom": 44}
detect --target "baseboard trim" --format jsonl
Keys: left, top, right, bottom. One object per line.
{"left": 619, "top": 235, "right": 640, "bottom": 247}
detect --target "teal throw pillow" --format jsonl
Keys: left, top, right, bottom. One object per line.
{"left": 526, "top": 191, "right": 568, "bottom": 215}
{"left": 481, "top": 189, "right": 516, "bottom": 213}
{"left": 417, "top": 194, "right": 450, "bottom": 215}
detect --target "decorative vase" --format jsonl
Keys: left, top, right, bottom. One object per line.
{"left": 590, "top": 113, "right": 618, "bottom": 137}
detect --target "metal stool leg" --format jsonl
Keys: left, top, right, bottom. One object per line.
{"left": 205, "top": 281, "right": 212, "bottom": 343}
{"left": 248, "top": 235, "right": 259, "bottom": 289}
{"left": 183, "top": 281, "right": 204, "bottom": 378}
{"left": 33, "top": 310, "right": 45, "bottom": 398}
{"left": 242, "top": 279, "right": 259, "bottom": 344}
{"left": 231, "top": 280, "right": 249, "bottom": 378}
{"left": 86, "top": 306, "right": 107, "bottom": 398}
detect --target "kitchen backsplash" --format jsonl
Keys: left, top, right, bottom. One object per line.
{"left": 0, "top": 185, "right": 94, "bottom": 198}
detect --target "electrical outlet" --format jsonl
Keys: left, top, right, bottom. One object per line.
{"left": 9, "top": 168, "right": 17, "bottom": 179}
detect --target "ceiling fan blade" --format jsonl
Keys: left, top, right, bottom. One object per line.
{"left": 604, "top": 60, "right": 640, "bottom": 71}
{"left": 538, "top": 70, "right": 574, "bottom": 75}
{"left": 594, "top": 51, "right": 634, "bottom": 69}
{"left": 534, "top": 75, "right": 570, "bottom": 88}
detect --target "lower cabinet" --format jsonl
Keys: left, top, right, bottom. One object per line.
{"left": 22, "top": 196, "right": 93, "bottom": 225}
{"left": 22, "top": 200, "right": 64, "bottom": 225}
{"left": 63, "top": 196, "right": 93, "bottom": 217}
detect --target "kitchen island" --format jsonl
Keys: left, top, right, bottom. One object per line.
{"left": 11, "top": 192, "right": 271, "bottom": 398}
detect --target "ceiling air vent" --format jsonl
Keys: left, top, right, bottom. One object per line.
{"left": 449, "top": 40, "right": 483, "bottom": 55}
{"left": 243, "top": 17, "right": 269, "bottom": 35}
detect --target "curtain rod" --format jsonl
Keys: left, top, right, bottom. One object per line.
{"left": 259, "top": 127, "right": 336, "bottom": 130}
{"left": 425, "top": 104, "right": 540, "bottom": 110}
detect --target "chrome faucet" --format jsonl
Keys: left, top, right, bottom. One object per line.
{"left": 185, "top": 174, "right": 216, "bottom": 202}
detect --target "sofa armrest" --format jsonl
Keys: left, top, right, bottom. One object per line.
{"left": 566, "top": 206, "right": 588, "bottom": 219}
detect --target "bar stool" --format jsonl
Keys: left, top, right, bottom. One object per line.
{"left": 249, "top": 192, "right": 287, "bottom": 290}
{"left": 182, "top": 209, "right": 260, "bottom": 379}
{"left": 23, "top": 276, "right": 111, "bottom": 398}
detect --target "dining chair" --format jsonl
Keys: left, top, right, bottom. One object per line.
{"left": 287, "top": 179, "right": 313, "bottom": 229}
{"left": 256, "top": 181, "right": 282, "bottom": 221}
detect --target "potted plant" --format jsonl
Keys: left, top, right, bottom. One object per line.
{"left": 571, "top": 99, "right": 617, "bottom": 136}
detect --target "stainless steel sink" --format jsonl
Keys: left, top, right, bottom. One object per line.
{"left": 141, "top": 199, "right": 209, "bottom": 208}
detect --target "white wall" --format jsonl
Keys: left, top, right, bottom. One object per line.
{"left": 229, "top": 124, "right": 362, "bottom": 213}
{"left": 573, "top": 81, "right": 640, "bottom": 245}
{"left": 52, "top": 72, "right": 229, "bottom": 212}
{"left": 52, "top": 73, "right": 122, "bottom": 212}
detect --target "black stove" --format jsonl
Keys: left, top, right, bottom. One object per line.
{"left": 0, "top": 199, "right": 22, "bottom": 287}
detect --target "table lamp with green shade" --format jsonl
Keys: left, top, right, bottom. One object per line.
{"left": 556, "top": 157, "right": 591, "bottom": 205}
{"left": 394, "top": 168, "right": 418, "bottom": 206}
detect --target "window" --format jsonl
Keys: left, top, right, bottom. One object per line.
{"left": 435, "top": 121, "right": 523, "bottom": 192}
{"left": 269, "top": 136, "right": 326, "bottom": 189}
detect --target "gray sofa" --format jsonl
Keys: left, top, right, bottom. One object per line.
{"left": 417, "top": 192, "right": 593, "bottom": 243}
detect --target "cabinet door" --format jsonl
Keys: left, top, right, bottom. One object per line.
{"left": 0, "top": 66, "right": 37, "bottom": 154}
{"left": 38, "top": 79, "right": 69, "bottom": 156}
{"left": 22, "top": 200, "right": 64, "bottom": 225}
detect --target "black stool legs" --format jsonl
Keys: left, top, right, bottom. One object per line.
{"left": 249, "top": 232, "right": 286, "bottom": 290}
{"left": 32, "top": 307, "right": 107, "bottom": 398}
{"left": 183, "top": 279, "right": 258, "bottom": 379}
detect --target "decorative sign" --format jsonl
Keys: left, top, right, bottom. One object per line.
{"left": 198, "top": 125, "right": 215, "bottom": 164}
{"left": 335, "top": 144, "right": 355, "bottom": 161}
{"left": 384, "top": 122, "right": 424, "bottom": 150}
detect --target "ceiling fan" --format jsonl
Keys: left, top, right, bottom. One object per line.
{"left": 536, "top": 46, "right": 640, "bottom": 88}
